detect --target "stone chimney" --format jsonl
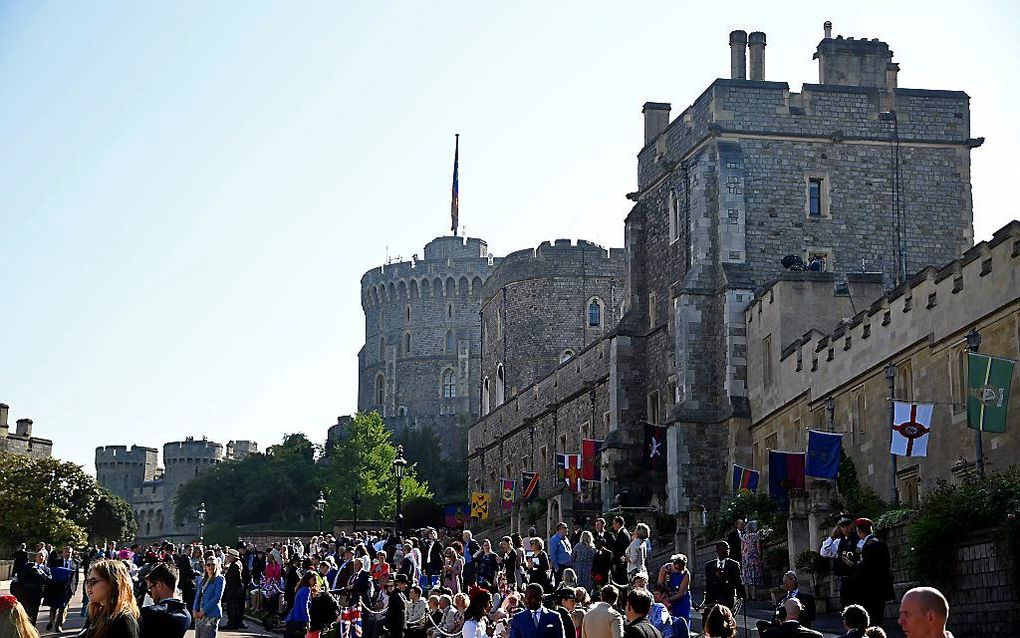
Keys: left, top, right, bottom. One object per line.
{"left": 15, "top": 418, "right": 33, "bottom": 438}
{"left": 814, "top": 30, "right": 894, "bottom": 88}
{"left": 0, "top": 403, "right": 8, "bottom": 428}
{"left": 642, "top": 102, "right": 671, "bottom": 145}
{"left": 729, "top": 30, "right": 747, "bottom": 79}
{"left": 823, "top": 21, "right": 833, "bottom": 39}
{"left": 748, "top": 31, "right": 766, "bottom": 80}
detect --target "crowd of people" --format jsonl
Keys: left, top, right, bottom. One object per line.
{"left": 0, "top": 514, "right": 959, "bottom": 638}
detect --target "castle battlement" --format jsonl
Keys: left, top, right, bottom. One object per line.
{"left": 481, "top": 240, "right": 626, "bottom": 306}
{"left": 95, "top": 445, "right": 159, "bottom": 464}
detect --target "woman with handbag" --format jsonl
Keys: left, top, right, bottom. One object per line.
{"left": 193, "top": 557, "right": 225, "bottom": 638}
{"left": 284, "top": 572, "right": 318, "bottom": 638}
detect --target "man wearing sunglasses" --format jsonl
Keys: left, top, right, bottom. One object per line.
{"left": 140, "top": 562, "right": 192, "bottom": 638}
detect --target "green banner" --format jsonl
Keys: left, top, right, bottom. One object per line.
{"left": 967, "top": 352, "right": 1015, "bottom": 433}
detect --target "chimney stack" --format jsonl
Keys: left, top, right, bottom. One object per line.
{"left": 15, "top": 418, "right": 32, "bottom": 438}
{"left": 824, "top": 21, "right": 833, "bottom": 39}
{"left": 642, "top": 102, "right": 672, "bottom": 145}
{"left": 729, "top": 30, "right": 748, "bottom": 79}
{"left": 748, "top": 31, "right": 766, "bottom": 80}
{"left": 0, "top": 403, "right": 8, "bottom": 428}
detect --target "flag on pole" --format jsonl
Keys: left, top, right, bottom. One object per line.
{"left": 444, "top": 504, "right": 469, "bottom": 528}
{"left": 642, "top": 422, "right": 667, "bottom": 470}
{"left": 563, "top": 454, "right": 582, "bottom": 493}
{"left": 581, "top": 439, "right": 603, "bottom": 481}
{"left": 555, "top": 454, "right": 567, "bottom": 482}
{"left": 501, "top": 479, "right": 516, "bottom": 510}
{"left": 470, "top": 492, "right": 490, "bottom": 520}
{"left": 891, "top": 402, "right": 934, "bottom": 457}
{"left": 806, "top": 430, "right": 843, "bottom": 479}
{"left": 732, "top": 465, "right": 760, "bottom": 492}
{"left": 451, "top": 134, "right": 460, "bottom": 236}
{"left": 967, "top": 352, "right": 1015, "bottom": 433}
{"left": 768, "top": 450, "right": 806, "bottom": 510}
{"left": 521, "top": 472, "right": 540, "bottom": 502}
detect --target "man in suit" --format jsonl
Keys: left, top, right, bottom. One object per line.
{"left": 45, "top": 546, "right": 79, "bottom": 632}
{"left": 173, "top": 546, "right": 197, "bottom": 626}
{"left": 592, "top": 519, "right": 609, "bottom": 550}
{"left": 222, "top": 548, "right": 247, "bottom": 630}
{"left": 610, "top": 517, "right": 630, "bottom": 586}
{"left": 622, "top": 589, "right": 662, "bottom": 638}
{"left": 837, "top": 604, "right": 869, "bottom": 638}
{"left": 385, "top": 574, "right": 409, "bottom": 638}
{"left": 582, "top": 585, "right": 624, "bottom": 638}
{"left": 820, "top": 518, "right": 858, "bottom": 609}
{"left": 509, "top": 583, "right": 566, "bottom": 638}
{"left": 726, "top": 518, "right": 745, "bottom": 567}
{"left": 704, "top": 541, "right": 745, "bottom": 610}
{"left": 756, "top": 571, "right": 816, "bottom": 634}
{"left": 852, "top": 518, "right": 893, "bottom": 628}
{"left": 422, "top": 528, "right": 444, "bottom": 588}
{"left": 141, "top": 562, "right": 192, "bottom": 638}
{"left": 761, "top": 599, "right": 822, "bottom": 638}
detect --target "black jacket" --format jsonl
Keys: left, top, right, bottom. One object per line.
{"left": 175, "top": 555, "right": 196, "bottom": 588}
{"left": 224, "top": 561, "right": 243, "bottom": 594}
{"left": 704, "top": 558, "right": 745, "bottom": 609}
{"left": 309, "top": 591, "right": 340, "bottom": 631}
{"left": 423, "top": 540, "right": 444, "bottom": 574}
{"left": 84, "top": 614, "right": 141, "bottom": 638}
{"left": 556, "top": 607, "right": 575, "bottom": 638}
{"left": 385, "top": 590, "right": 407, "bottom": 633}
{"left": 776, "top": 591, "right": 816, "bottom": 627}
{"left": 140, "top": 598, "right": 192, "bottom": 638}
{"left": 726, "top": 530, "right": 743, "bottom": 565}
{"left": 856, "top": 536, "right": 894, "bottom": 602}
{"left": 760, "top": 621, "right": 823, "bottom": 638}
{"left": 622, "top": 617, "right": 662, "bottom": 638}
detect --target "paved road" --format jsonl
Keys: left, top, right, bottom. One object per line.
{"left": 1, "top": 579, "right": 275, "bottom": 638}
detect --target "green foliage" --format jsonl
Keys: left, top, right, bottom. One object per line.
{"left": 833, "top": 451, "right": 888, "bottom": 519}
{"left": 874, "top": 506, "right": 915, "bottom": 532}
{"left": 906, "top": 469, "right": 1020, "bottom": 590}
{"left": 703, "top": 490, "right": 781, "bottom": 541}
{"left": 0, "top": 452, "right": 134, "bottom": 547}
{"left": 392, "top": 422, "right": 467, "bottom": 504}
{"left": 401, "top": 496, "right": 444, "bottom": 529}
{"left": 524, "top": 498, "right": 547, "bottom": 526}
{"left": 795, "top": 550, "right": 828, "bottom": 576}
{"left": 763, "top": 544, "right": 789, "bottom": 572}
{"left": 175, "top": 412, "right": 433, "bottom": 532}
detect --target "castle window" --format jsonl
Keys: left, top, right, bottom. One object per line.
{"left": 496, "top": 364, "right": 506, "bottom": 406}
{"left": 446, "top": 330, "right": 455, "bottom": 353}
{"left": 482, "top": 377, "right": 490, "bottom": 415}
{"left": 448, "top": 304, "right": 453, "bottom": 319}
{"left": 398, "top": 406, "right": 407, "bottom": 417}
{"left": 894, "top": 360, "right": 914, "bottom": 402}
{"left": 375, "top": 373, "right": 385, "bottom": 405}
{"left": 405, "top": 333, "right": 411, "bottom": 354}
{"left": 668, "top": 189, "right": 679, "bottom": 243}
{"left": 560, "top": 350, "right": 575, "bottom": 364}
{"left": 406, "top": 306, "right": 411, "bottom": 322}
{"left": 442, "top": 369, "right": 457, "bottom": 399}
{"left": 763, "top": 334, "right": 774, "bottom": 386}
{"left": 587, "top": 297, "right": 603, "bottom": 327}
{"left": 647, "top": 391, "right": 660, "bottom": 425}
{"left": 808, "top": 179, "right": 822, "bottom": 216}
{"left": 951, "top": 345, "right": 967, "bottom": 414}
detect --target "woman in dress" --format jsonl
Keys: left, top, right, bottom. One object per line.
{"left": 625, "top": 524, "right": 649, "bottom": 580}
{"left": 527, "top": 539, "right": 551, "bottom": 591}
{"left": 82, "top": 559, "right": 140, "bottom": 638}
{"left": 660, "top": 554, "right": 691, "bottom": 630}
{"left": 443, "top": 545, "right": 464, "bottom": 594}
{"left": 284, "top": 572, "right": 318, "bottom": 638}
{"left": 193, "top": 557, "right": 225, "bottom": 638}
{"left": 570, "top": 532, "right": 596, "bottom": 593}
{"left": 740, "top": 520, "right": 765, "bottom": 598}
{"left": 461, "top": 590, "right": 492, "bottom": 638}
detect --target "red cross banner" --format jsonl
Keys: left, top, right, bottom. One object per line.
{"left": 891, "top": 401, "right": 934, "bottom": 457}
{"left": 564, "top": 453, "right": 582, "bottom": 493}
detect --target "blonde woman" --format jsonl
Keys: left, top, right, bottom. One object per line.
{"left": 193, "top": 557, "right": 225, "bottom": 638}
{"left": 626, "top": 524, "right": 649, "bottom": 579}
{"left": 0, "top": 595, "right": 40, "bottom": 638}
{"left": 82, "top": 559, "right": 140, "bottom": 638}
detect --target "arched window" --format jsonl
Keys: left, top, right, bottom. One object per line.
{"left": 482, "top": 377, "right": 490, "bottom": 415}
{"left": 405, "top": 333, "right": 411, "bottom": 354}
{"left": 587, "top": 297, "right": 604, "bottom": 327}
{"left": 406, "top": 306, "right": 411, "bottom": 322}
{"left": 496, "top": 364, "right": 506, "bottom": 406}
{"left": 442, "top": 369, "right": 457, "bottom": 399}
{"left": 560, "top": 350, "right": 575, "bottom": 363}
{"left": 375, "top": 373, "right": 385, "bottom": 405}
{"left": 448, "top": 304, "right": 453, "bottom": 319}
{"left": 398, "top": 406, "right": 407, "bottom": 417}
{"left": 446, "top": 330, "right": 455, "bottom": 352}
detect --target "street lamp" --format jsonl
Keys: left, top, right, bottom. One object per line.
{"left": 966, "top": 328, "right": 984, "bottom": 477}
{"left": 393, "top": 445, "right": 408, "bottom": 533}
{"left": 352, "top": 491, "right": 362, "bottom": 533}
{"left": 316, "top": 491, "right": 327, "bottom": 535}
{"left": 198, "top": 502, "right": 206, "bottom": 544}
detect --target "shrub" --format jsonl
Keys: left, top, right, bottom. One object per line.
{"left": 703, "top": 490, "right": 781, "bottom": 541}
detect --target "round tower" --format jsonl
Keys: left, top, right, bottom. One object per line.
{"left": 162, "top": 437, "right": 224, "bottom": 493}
{"left": 94, "top": 445, "right": 159, "bottom": 503}
{"left": 479, "top": 239, "right": 626, "bottom": 413}
{"left": 358, "top": 235, "right": 500, "bottom": 452}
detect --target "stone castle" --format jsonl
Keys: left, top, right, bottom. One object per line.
{"left": 460, "top": 22, "right": 985, "bottom": 532}
{"left": 96, "top": 437, "right": 256, "bottom": 543}
{"left": 0, "top": 403, "right": 52, "bottom": 459}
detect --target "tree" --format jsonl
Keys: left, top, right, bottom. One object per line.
{"left": 0, "top": 452, "right": 135, "bottom": 547}
{"left": 392, "top": 420, "right": 467, "bottom": 504}
{"left": 90, "top": 490, "right": 137, "bottom": 544}
{"left": 323, "top": 412, "right": 432, "bottom": 523}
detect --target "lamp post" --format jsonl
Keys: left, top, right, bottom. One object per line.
{"left": 352, "top": 491, "right": 361, "bottom": 533}
{"left": 885, "top": 364, "right": 900, "bottom": 506}
{"left": 966, "top": 328, "right": 985, "bottom": 477}
{"left": 198, "top": 502, "right": 206, "bottom": 544}
{"left": 316, "top": 491, "right": 327, "bottom": 535}
{"left": 393, "top": 445, "right": 407, "bottom": 534}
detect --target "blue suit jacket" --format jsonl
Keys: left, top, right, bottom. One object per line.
{"left": 194, "top": 574, "right": 225, "bottom": 618}
{"left": 509, "top": 607, "right": 566, "bottom": 638}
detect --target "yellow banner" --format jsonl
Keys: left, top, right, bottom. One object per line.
{"left": 470, "top": 492, "right": 491, "bottom": 520}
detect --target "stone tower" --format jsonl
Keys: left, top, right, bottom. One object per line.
{"left": 95, "top": 445, "right": 159, "bottom": 502}
{"left": 358, "top": 235, "right": 500, "bottom": 453}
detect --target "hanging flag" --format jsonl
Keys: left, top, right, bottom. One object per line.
{"left": 732, "top": 464, "right": 760, "bottom": 492}
{"left": 555, "top": 454, "right": 567, "bottom": 482}
{"left": 444, "top": 504, "right": 469, "bottom": 528}
{"left": 470, "top": 492, "right": 490, "bottom": 520}
{"left": 967, "top": 352, "right": 1015, "bottom": 433}
{"left": 581, "top": 439, "right": 603, "bottom": 481}
{"left": 768, "top": 450, "right": 806, "bottom": 510}
{"left": 563, "top": 454, "right": 582, "bottom": 493}
{"left": 450, "top": 134, "right": 460, "bottom": 236}
{"left": 806, "top": 430, "right": 843, "bottom": 479}
{"left": 501, "top": 479, "right": 517, "bottom": 510}
{"left": 643, "top": 422, "right": 667, "bottom": 470}
{"left": 338, "top": 607, "right": 363, "bottom": 638}
{"left": 521, "top": 471, "right": 540, "bottom": 502}
{"left": 890, "top": 402, "right": 934, "bottom": 457}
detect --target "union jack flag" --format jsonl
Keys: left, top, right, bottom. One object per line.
{"left": 338, "top": 607, "right": 362, "bottom": 638}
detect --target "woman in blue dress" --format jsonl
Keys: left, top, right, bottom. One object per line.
{"left": 657, "top": 553, "right": 691, "bottom": 629}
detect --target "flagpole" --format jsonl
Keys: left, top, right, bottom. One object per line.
{"left": 966, "top": 328, "right": 985, "bottom": 477}
{"left": 885, "top": 365, "right": 900, "bottom": 505}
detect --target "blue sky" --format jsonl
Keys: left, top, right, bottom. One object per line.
{"left": 2, "top": 1, "right": 1017, "bottom": 472}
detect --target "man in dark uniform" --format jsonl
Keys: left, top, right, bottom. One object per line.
{"left": 223, "top": 549, "right": 247, "bottom": 630}
{"left": 385, "top": 574, "right": 409, "bottom": 638}
{"left": 704, "top": 541, "right": 745, "bottom": 610}
{"left": 852, "top": 518, "right": 893, "bottom": 628}
{"left": 820, "top": 518, "right": 858, "bottom": 609}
